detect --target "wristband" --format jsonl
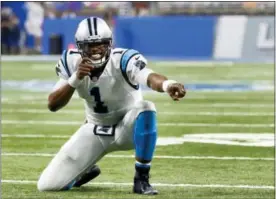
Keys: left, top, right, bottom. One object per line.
{"left": 162, "top": 80, "right": 177, "bottom": 92}
{"left": 68, "top": 72, "right": 82, "bottom": 88}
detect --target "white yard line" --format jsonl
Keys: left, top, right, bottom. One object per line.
{"left": 153, "top": 61, "right": 235, "bottom": 67}
{"left": 161, "top": 103, "right": 273, "bottom": 108}
{"left": 2, "top": 133, "right": 274, "bottom": 147}
{"left": 2, "top": 133, "right": 273, "bottom": 139}
{"left": 31, "top": 66, "right": 54, "bottom": 71}
{"left": 159, "top": 123, "right": 273, "bottom": 127}
{"left": 160, "top": 112, "right": 274, "bottom": 116}
{"left": 2, "top": 109, "right": 274, "bottom": 116}
{"left": 2, "top": 134, "right": 71, "bottom": 138}
{"left": 1, "top": 94, "right": 79, "bottom": 102}
{"left": 29, "top": 61, "right": 235, "bottom": 68}
{"left": 1, "top": 179, "right": 274, "bottom": 190}
{"left": 2, "top": 120, "right": 273, "bottom": 128}
{"left": 2, "top": 93, "right": 274, "bottom": 100}
{"left": 2, "top": 93, "right": 273, "bottom": 99}
{"left": 2, "top": 96, "right": 47, "bottom": 101}
{"left": 2, "top": 98, "right": 273, "bottom": 108}
{"left": 1, "top": 152, "right": 274, "bottom": 161}
{"left": 2, "top": 101, "right": 50, "bottom": 105}
{"left": 28, "top": 61, "right": 234, "bottom": 68}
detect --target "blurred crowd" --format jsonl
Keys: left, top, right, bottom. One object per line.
{"left": 157, "top": 2, "right": 275, "bottom": 15}
{"left": 1, "top": 1, "right": 274, "bottom": 55}
{"left": 1, "top": 7, "right": 21, "bottom": 54}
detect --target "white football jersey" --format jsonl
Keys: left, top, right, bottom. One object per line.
{"left": 54, "top": 48, "right": 154, "bottom": 125}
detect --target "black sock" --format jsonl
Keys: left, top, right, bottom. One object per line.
{"left": 135, "top": 164, "right": 150, "bottom": 179}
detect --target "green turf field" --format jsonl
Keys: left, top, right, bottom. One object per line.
{"left": 1, "top": 60, "right": 275, "bottom": 199}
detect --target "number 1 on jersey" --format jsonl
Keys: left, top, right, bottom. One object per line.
{"left": 90, "top": 87, "right": 108, "bottom": 113}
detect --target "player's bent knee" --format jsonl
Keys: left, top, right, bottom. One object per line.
{"left": 37, "top": 171, "right": 63, "bottom": 191}
{"left": 136, "top": 100, "right": 156, "bottom": 112}
{"left": 37, "top": 154, "right": 77, "bottom": 192}
{"left": 37, "top": 175, "right": 75, "bottom": 192}
{"left": 37, "top": 178, "right": 44, "bottom": 191}
{"left": 37, "top": 176, "right": 56, "bottom": 191}
{"left": 37, "top": 124, "right": 104, "bottom": 192}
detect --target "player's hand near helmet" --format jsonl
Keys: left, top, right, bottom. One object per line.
{"left": 76, "top": 57, "right": 94, "bottom": 80}
{"left": 166, "top": 83, "right": 186, "bottom": 101}
{"left": 48, "top": 57, "right": 96, "bottom": 112}
{"left": 67, "top": 57, "right": 94, "bottom": 88}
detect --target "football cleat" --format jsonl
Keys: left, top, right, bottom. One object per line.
{"left": 133, "top": 174, "right": 158, "bottom": 195}
{"left": 73, "top": 165, "right": 101, "bottom": 187}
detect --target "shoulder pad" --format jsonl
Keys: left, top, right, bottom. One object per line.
{"left": 120, "top": 49, "right": 140, "bottom": 71}
{"left": 119, "top": 49, "right": 140, "bottom": 90}
{"left": 60, "top": 50, "right": 71, "bottom": 77}
{"left": 56, "top": 49, "right": 80, "bottom": 79}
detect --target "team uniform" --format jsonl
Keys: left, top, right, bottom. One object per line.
{"left": 37, "top": 48, "right": 157, "bottom": 191}
{"left": 34, "top": 16, "right": 183, "bottom": 195}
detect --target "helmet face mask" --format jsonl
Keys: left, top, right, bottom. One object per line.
{"left": 76, "top": 39, "right": 112, "bottom": 68}
{"left": 75, "top": 17, "right": 113, "bottom": 69}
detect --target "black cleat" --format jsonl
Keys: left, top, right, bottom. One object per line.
{"left": 133, "top": 165, "right": 158, "bottom": 196}
{"left": 73, "top": 165, "right": 101, "bottom": 187}
{"left": 133, "top": 175, "right": 158, "bottom": 195}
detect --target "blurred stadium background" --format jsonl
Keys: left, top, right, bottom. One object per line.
{"left": 1, "top": 1, "right": 275, "bottom": 199}
{"left": 1, "top": 1, "right": 275, "bottom": 56}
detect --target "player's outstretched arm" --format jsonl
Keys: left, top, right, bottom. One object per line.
{"left": 128, "top": 53, "right": 186, "bottom": 101}
{"left": 48, "top": 58, "right": 93, "bottom": 112}
{"left": 147, "top": 73, "right": 186, "bottom": 101}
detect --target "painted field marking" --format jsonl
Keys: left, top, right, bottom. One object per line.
{"left": 2, "top": 93, "right": 274, "bottom": 101}
{"left": 2, "top": 93, "right": 273, "bottom": 99}
{"left": 1, "top": 94, "right": 79, "bottom": 102}
{"left": 2, "top": 133, "right": 274, "bottom": 147}
{"left": 178, "top": 133, "right": 274, "bottom": 147}
{"left": 1, "top": 152, "right": 274, "bottom": 161}
{"left": 1, "top": 133, "right": 272, "bottom": 139}
{"left": 161, "top": 103, "right": 274, "bottom": 108}
{"left": 2, "top": 120, "right": 274, "bottom": 128}
{"left": 1, "top": 179, "right": 274, "bottom": 190}
{"left": 153, "top": 61, "right": 234, "bottom": 67}
{"left": 2, "top": 134, "right": 71, "bottom": 138}
{"left": 31, "top": 66, "right": 54, "bottom": 71}
{"left": 29, "top": 61, "right": 235, "bottom": 69}
{"left": 2, "top": 97, "right": 273, "bottom": 108}
{"left": 27, "top": 61, "right": 234, "bottom": 69}
{"left": 2, "top": 109, "right": 274, "bottom": 116}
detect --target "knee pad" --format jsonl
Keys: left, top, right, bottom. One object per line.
{"left": 133, "top": 110, "right": 157, "bottom": 162}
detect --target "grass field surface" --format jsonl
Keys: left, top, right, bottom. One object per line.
{"left": 1, "top": 61, "right": 275, "bottom": 199}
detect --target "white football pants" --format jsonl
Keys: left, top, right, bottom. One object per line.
{"left": 37, "top": 100, "right": 156, "bottom": 191}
